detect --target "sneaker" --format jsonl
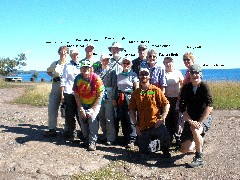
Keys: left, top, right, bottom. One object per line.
{"left": 187, "top": 157, "right": 204, "bottom": 168}
{"left": 43, "top": 129, "right": 57, "bottom": 138}
{"left": 88, "top": 142, "right": 96, "bottom": 151}
{"left": 126, "top": 142, "right": 135, "bottom": 149}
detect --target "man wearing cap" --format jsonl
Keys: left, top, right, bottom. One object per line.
{"left": 129, "top": 68, "right": 171, "bottom": 157}
{"left": 108, "top": 42, "right": 124, "bottom": 75}
{"left": 179, "top": 64, "right": 213, "bottom": 168}
{"left": 132, "top": 44, "right": 148, "bottom": 76}
{"left": 95, "top": 53, "right": 118, "bottom": 145}
{"left": 80, "top": 43, "right": 97, "bottom": 65}
{"left": 73, "top": 59, "right": 104, "bottom": 151}
{"left": 60, "top": 47, "right": 81, "bottom": 141}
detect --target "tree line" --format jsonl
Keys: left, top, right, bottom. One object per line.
{"left": 0, "top": 53, "right": 27, "bottom": 76}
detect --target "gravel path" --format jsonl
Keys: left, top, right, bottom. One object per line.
{"left": 0, "top": 87, "right": 239, "bottom": 179}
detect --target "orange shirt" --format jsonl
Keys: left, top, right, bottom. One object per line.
{"left": 128, "top": 84, "right": 169, "bottom": 131}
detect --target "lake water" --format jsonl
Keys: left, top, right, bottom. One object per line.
{"left": 17, "top": 68, "right": 240, "bottom": 82}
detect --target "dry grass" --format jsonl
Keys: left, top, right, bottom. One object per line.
{"left": 2, "top": 79, "right": 240, "bottom": 109}
{"left": 207, "top": 81, "right": 240, "bottom": 109}
{"left": 13, "top": 83, "right": 51, "bottom": 106}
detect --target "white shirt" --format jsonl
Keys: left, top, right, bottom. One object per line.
{"left": 165, "top": 69, "right": 184, "bottom": 97}
{"left": 60, "top": 60, "right": 80, "bottom": 94}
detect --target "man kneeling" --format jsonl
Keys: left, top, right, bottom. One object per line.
{"left": 179, "top": 64, "right": 213, "bottom": 168}
{"left": 129, "top": 68, "right": 171, "bottom": 158}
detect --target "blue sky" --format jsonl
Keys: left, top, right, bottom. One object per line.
{"left": 0, "top": 0, "right": 239, "bottom": 71}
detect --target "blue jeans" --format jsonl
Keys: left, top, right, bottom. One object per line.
{"left": 78, "top": 105, "right": 100, "bottom": 145}
{"left": 118, "top": 98, "right": 137, "bottom": 143}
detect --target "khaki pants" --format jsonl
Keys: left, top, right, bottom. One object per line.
{"left": 48, "top": 82, "right": 61, "bottom": 129}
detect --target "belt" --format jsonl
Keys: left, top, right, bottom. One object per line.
{"left": 53, "top": 77, "right": 61, "bottom": 82}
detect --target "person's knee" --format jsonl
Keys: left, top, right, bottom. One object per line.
{"left": 180, "top": 146, "right": 189, "bottom": 154}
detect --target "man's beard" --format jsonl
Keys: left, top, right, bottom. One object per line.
{"left": 140, "top": 77, "right": 149, "bottom": 83}
{"left": 113, "top": 53, "right": 120, "bottom": 60}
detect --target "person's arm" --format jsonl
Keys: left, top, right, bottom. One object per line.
{"left": 47, "top": 61, "right": 57, "bottom": 77}
{"left": 155, "top": 103, "right": 170, "bottom": 128}
{"left": 60, "top": 86, "right": 65, "bottom": 103}
{"left": 74, "top": 92, "right": 86, "bottom": 119}
{"left": 60, "top": 65, "right": 68, "bottom": 103}
{"left": 91, "top": 91, "right": 103, "bottom": 110}
{"left": 133, "top": 81, "right": 139, "bottom": 90}
{"left": 130, "top": 109, "right": 141, "bottom": 136}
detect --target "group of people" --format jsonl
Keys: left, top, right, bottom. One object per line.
{"left": 44, "top": 42, "right": 213, "bottom": 168}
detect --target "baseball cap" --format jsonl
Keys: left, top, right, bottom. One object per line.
{"left": 100, "top": 53, "right": 111, "bottom": 60}
{"left": 139, "top": 68, "right": 150, "bottom": 75}
{"left": 190, "top": 64, "right": 202, "bottom": 76}
{"left": 122, "top": 56, "right": 132, "bottom": 63}
{"left": 69, "top": 47, "right": 79, "bottom": 56}
{"left": 86, "top": 43, "right": 95, "bottom": 49}
{"left": 138, "top": 43, "right": 147, "bottom": 49}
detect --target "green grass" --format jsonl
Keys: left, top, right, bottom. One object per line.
{"left": 207, "top": 81, "right": 240, "bottom": 109}
{"left": 0, "top": 78, "right": 19, "bottom": 88}
{"left": 71, "top": 161, "right": 129, "bottom": 180}
{"left": 1, "top": 80, "right": 240, "bottom": 109}
{"left": 13, "top": 82, "right": 51, "bottom": 106}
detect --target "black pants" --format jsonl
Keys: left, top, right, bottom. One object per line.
{"left": 165, "top": 97, "right": 181, "bottom": 143}
{"left": 64, "top": 93, "right": 79, "bottom": 137}
{"left": 138, "top": 124, "right": 171, "bottom": 154}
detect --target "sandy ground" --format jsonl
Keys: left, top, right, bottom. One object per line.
{"left": 0, "top": 87, "right": 240, "bottom": 179}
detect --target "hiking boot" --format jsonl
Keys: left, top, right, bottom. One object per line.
{"left": 43, "top": 129, "right": 57, "bottom": 138}
{"left": 187, "top": 157, "right": 204, "bottom": 168}
{"left": 126, "top": 142, "right": 135, "bottom": 149}
{"left": 88, "top": 142, "right": 96, "bottom": 151}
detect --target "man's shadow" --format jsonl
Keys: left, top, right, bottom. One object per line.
{"left": 98, "top": 144, "right": 187, "bottom": 168}
{"left": 0, "top": 123, "right": 80, "bottom": 147}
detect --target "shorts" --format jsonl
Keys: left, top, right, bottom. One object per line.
{"left": 181, "top": 115, "right": 213, "bottom": 143}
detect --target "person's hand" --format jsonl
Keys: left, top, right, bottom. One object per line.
{"left": 155, "top": 119, "right": 164, "bottom": 128}
{"left": 189, "top": 120, "right": 202, "bottom": 130}
{"left": 61, "top": 96, "right": 64, "bottom": 103}
{"left": 81, "top": 110, "right": 87, "bottom": 119}
{"left": 135, "top": 125, "right": 142, "bottom": 136}
{"left": 87, "top": 108, "right": 95, "bottom": 118}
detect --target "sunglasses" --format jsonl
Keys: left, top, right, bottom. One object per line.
{"left": 60, "top": 50, "right": 67, "bottom": 54}
{"left": 122, "top": 62, "right": 130, "bottom": 65}
{"left": 148, "top": 55, "right": 156, "bottom": 58}
{"left": 138, "top": 48, "right": 146, "bottom": 51}
{"left": 139, "top": 72, "right": 149, "bottom": 76}
{"left": 190, "top": 71, "right": 201, "bottom": 75}
{"left": 183, "top": 59, "right": 191, "bottom": 62}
